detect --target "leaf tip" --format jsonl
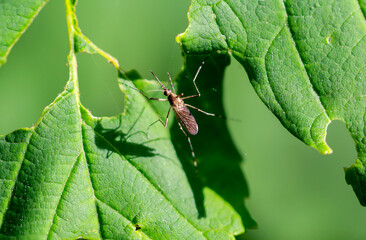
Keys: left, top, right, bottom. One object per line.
{"left": 309, "top": 139, "right": 332, "bottom": 155}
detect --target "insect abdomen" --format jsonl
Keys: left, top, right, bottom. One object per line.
{"left": 175, "top": 106, "right": 198, "bottom": 135}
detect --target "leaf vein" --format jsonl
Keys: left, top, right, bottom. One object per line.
{"left": 46, "top": 153, "right": 83, "bottom": 240}
{"left": 0, "top": 129, "right": 32, "bottom": 230}
{"left": 95, "top": 198, "right": 153, "bottom": 240}
{"left": 282, "top": 0, "right": 331, "bottom": 123}
{"left": 263, "top": 25, "right": 291, "bottom": 122}
{"left": 88, "top": 123, "right": 206, "bottom": 238}
{"left": 211, "top": 5, "right": 229, "bottom": 49}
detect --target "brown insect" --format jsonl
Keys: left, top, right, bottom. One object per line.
{"left": 135, "top": 58, "right": 216, "bottom": 167}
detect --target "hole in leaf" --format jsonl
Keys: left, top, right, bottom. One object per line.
{"left": 78, "top": 54, "right": 124, "bottom": 117}
{"left": 326, "top": 36, "right": 333, "bottom": 44}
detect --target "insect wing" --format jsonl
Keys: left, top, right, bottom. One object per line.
{"left": 175, "top": 106, "right": 199, "bottom": 135}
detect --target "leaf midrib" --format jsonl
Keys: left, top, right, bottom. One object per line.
{"left": 87, "top": 120, "right": 206, "bottom": 239}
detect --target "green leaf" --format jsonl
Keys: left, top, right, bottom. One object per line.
{"left": 127, "top": 54, "right": 257, "bottom": 230}
{"left": 0, "top": 72, "right": 245, "bottom": 239}
{"left": 0, "top": 0, "right": 49, "bottom": 66}
{"left": 0, "top": 0, "right": 252, "bottom": 237}
{"left": 177, "top": 0, "right": 366, "bottom": 205}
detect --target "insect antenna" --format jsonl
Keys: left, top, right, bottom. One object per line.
{"left": 167, "top": 72, "right": 176, "bottom": 94}
{"left": 150, "top": 70, "right": 167, "bottom": 90}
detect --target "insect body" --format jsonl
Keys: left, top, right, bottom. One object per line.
{"left": 166, "top": 89, "right": 198, "bottom": 135}
{"left": 135, "top": 58, "right": 215, "bottom": 166}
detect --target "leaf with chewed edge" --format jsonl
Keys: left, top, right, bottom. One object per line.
{"left": 177, "top": 0, "right": 366, "bottom": 206}
{"left": 0, "top": 0, "right": 253, "bottom": 237}
{"left": 0, "top": 68, "right": 245, "bottom": 238}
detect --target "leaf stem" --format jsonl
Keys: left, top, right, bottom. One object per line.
{"left": 64, "top": 0, "right": 79, "bottom": 94}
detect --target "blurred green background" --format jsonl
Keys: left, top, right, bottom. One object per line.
{"left": 0, "top": 1, "right": 365, "bottom": 239}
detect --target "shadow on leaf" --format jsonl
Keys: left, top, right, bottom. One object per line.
{"left": 93, "top": 108, "right": 157, "bottom": 159}
{"left": 172, "top": 54, "right": 256, "bottom": 228}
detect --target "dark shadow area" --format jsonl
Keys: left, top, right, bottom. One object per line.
{"left": 171, "top": 133, "right": 207, "bottom": 218}
{"left": 93, "top": 108, "right": 156, "bottom": 159}
{"left": 171, "top": 54, "right": 257, "bottom": 228}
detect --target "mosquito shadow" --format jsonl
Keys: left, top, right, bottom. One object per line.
{"left": 93, "top": 109, "right": 156, "bottom": 159}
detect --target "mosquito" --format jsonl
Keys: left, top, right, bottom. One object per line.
{"left": 134, "top": 58, "right": 217, "bottom": 167}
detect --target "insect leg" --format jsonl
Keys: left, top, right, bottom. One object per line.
{"left": 146, "top": 107, "right": 172, "bottom": 134}
{"left": 185, "top": 104, "right": 240, "bottom": 122}
{"left": 174, "top": 114, "right": 197, "bottom": 167}
{"left": 161, "top": 106, "right": 172, "bottom": 127}
{"left": 181, "top": 57, "right": 208, "bottom": 100}
{"left": 180, "top": 94, "right": 199, "bottom": 100}
{"left": 185, "top": 104, "right": 216, "bottom": 117}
